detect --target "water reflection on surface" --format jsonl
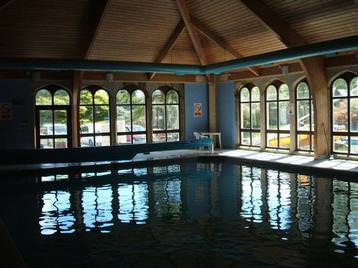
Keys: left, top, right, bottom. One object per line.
{"left": 2, "top": 162, "right": 358, "bottom": 267}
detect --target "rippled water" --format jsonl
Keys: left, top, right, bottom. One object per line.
{"left": 1, "top": 161, "right": 358, "bottom": 267}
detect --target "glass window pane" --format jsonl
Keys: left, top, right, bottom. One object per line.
{"left": 251, "top": 87, "right": 260, "bottom": 101}
{"left": 54, "top": 138, "right": 68, "bottom": 149}
{"left": 241, "top": 131, "right": 250, "bottom": 145}
{"left": 267, "top": 133, "right": 278, "bottom": 147}
{"left": 297, "top": 134, "right": 311, "bottom": 151}
{"left": 297, "top": 100, "right": 311, "bottom": 131}
{"left": 166, "top": 90, "right": 179, "bottom": 104}
{"left": 167, "top": 133, "right": 179, "bottom": 142}
{"left": 54, "top": 110, "right": 67, "bottom": 135}
{"left": 132, "top": 134, "right": 147, "bottom": 144}
{"left": 117, "top": 134, "right": 131, "bottom": 145}
{"left": 240, "top": 87, "right": 250, "bottom": 102}
{"left": 95, "top": 106, "right": 110, "bottom": 133}
{"left": 117, "top": 106, "right": 131, "bottom": 133}
{"left": 252, "top": 132, "right": 261, "bottom": 146}
{"left": 351, "top": 77, "right": 358, "bottom": 96}
{"left": 240, "top": 103, "right": 250, "bottom": 129}
{"left": 152, "top": 90, "right": 165, "bottom": 104}
{"left": 153, "top": 133, "right": 166, "bottom": 143}
{"left": 117, "top": 90, "right": 130, "bottom": 104}
{"left": 80, "top": 136, "right": 95, "bottom": 147}
{"left": 332, "top": 99, "right": 348, "bottom": 132}
{"left": 297, "top": 82, "right": 310, "bottom": 99}
{"left": 132, "top": 90, "right": 145, "bottom": 104}
{"left": 267, "top": 102, "right": 278, "bottom": 130}
{"left": 279, "top": 133, "right": 290, "bottom": 149}
{"left": 94, "top": 89, "right": 109, "bottom": 105}
{"left": 251, "top": 103, "right": 260, "bottom": 129}
{"left": 80, "top": 90, "right": 93, "bottom": 105}
{"left": 95, "top": 136, "right": 110, "bottom": 147}
{"left": 333, "top": 135, "right": 348, "bottom": 153}
{"left": 36, "top": 89, "right": 52, "bottom": 105}
{"left": 266, "top": 85, "right": 277, "bottom": 100}
{"left": 152, "top": 105, "right": 165, "bottom": 130}
{"left": 279, "top": 84, "right": 289, "bottom": 100}
{"left": 54, "top": 90, "right": 70, "bottom": 105}
{"left": 279, "top": 101, "right": 290, "bottom": 130}
{"left": 79, "top": 106, "right": 93, "bottom": 134}
{"left": 40, "top": 138, "right": 53, "bottom": 149}
{"left": 39, "top": 110, "right": 53, "bottom": 135}
{"left": 351, "top": 137, "right": 358, "bottom": 154}
{"left": 132, "top": 105, "right": 146, "bottom": 131}
{"left": 333, "top": 78, "right": 348, "bottom": 97}
{"left": 351, "top": 99, "right": 358, "bottom": 132}
{"left": 166, "top": 105, "right": 179, "bottom": 130}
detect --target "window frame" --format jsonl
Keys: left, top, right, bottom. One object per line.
{"left": 35, "top": 85, "right": 72, "bottom": 149}
{"left": 295, "top": 80, "right": 314, "bottom": 152}
{"left": 152, "top": 87, "right": 181, "bottom": 143}
{"left": 330, "top": 73, "right": 358, "bottom": 156}
{"left": 265, "top": 81, "right": 290, "bottom": 150}
{"left": 78, "top": 86, "right": 111, "bottom": 147}
{"left": 116, "top": 87, "right": 148, "bottom": 145}
{"left": 238, "top": 84, "right": 261, "bottom": 147}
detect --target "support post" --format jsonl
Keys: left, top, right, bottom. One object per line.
{"left": 301, "top": 57, "right": 330, "bottom": 158}
{"left": 71, "top": 71, "right": 81, "bottom": 147}
{"left": 208, "top": 75, "right": 217, "bottom": 132}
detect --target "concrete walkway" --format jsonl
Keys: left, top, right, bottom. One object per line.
{"left": 1, "top": 148, "right": 358, "bottom": 179}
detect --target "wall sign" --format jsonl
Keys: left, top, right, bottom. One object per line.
{"left": 194, "top": 103, "right": 202, "bottom": 118}
{"left": 0, "top": 103, "right": 12, "bottom": 120}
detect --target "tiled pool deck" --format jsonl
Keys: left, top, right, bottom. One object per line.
{"left": 1, "top": 149, "right": 358, "bottom": 179}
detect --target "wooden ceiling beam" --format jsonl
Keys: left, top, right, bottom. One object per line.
{"left": 148, "top": 19, "right": 185, "bottom": 80}
{"left": 191, "top": 17, "right": 259, "bottom": 76}
{"left": 84, "top": 0, "right": 112, "bottom": 59}
{"left": 175, "top": 0, "right": 208, "bottom": 66}
{"left": 240, "top": 0, "right": 306, "bottom": 47}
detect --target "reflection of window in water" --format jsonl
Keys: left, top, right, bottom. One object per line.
{"left": 118, "top": 183, "right": 148, "bottom": 224}
{"left": 240, "top": 166, "right": 263, "bottom": 223}
{"left": 154, "top": 179, "right": 181, "bottom": 219}
{"left": 40, "top": 191, "right": 75, "bottom": 235}
{"left": 296, "top": 175, "right": 314, "bottom": 237}
{"left": 332, "top": 181, "right": 358, "bottom": 248}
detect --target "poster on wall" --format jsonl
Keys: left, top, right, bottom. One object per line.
{"left": 194, "top": 103, "right": 202, "bottom": 118}
{"left": 0, "top": 103, "right": 12, "bottom": 120}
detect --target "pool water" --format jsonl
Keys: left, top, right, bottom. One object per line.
{"left": 1, "top": 161, "right": 358, "bottom": 267}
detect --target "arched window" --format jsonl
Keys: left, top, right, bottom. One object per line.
{"left": 116, "top": 89, "right": 147, "bottom": 144}
{"left": 35, "top": 86, "right": 71, "bottom": 149}
{"left": 79, "top": 87, "right": 110, "bottom": 147}
{"left": 239, "top": 85, "right": 261, "bottom": 146}
{"left": 266, "top": 82, "right": 290, "bottom": 149}
{"left": 331, "top": 73, "right": 358, "bottom": 155}
{"left": 152, "top": 88, "right": 180, "bottom": 142}
{"left": 296, "top": 81, "right": 314, "bottom": 152}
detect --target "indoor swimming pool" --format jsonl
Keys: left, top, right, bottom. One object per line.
{"left": 1, "top": 160, "right": 358, "bottom": 267}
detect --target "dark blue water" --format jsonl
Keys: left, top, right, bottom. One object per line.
{"left": 1, "top": 162, "right": 358, "bottom": 267}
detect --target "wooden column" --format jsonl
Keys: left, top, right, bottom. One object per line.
{"left": 301, "top": 58, "right": 330, "bottom": 158}
{"left": 110, "top": 90, "right": 117, "bottom": 145}
{"left": 208, "top": 76, "right": 217, "bottom": 132}
{"left": 260, "top": 87, "right": 266, "bottom": 150}
{"left": 71, "top": 71, "right": 81, "bottom": 147}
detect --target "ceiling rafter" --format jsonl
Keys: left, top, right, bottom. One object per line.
{"left": 148, "top": 19, "right": 185, "bottom": 80}
{"left": 191, "top": 17, "right": 259, "bottom": 76}
{"left": 84, "top": 0, "right": 112, "bottom": 59}
{"left": 175, "top": 0, "right": 208, "bottom": 66}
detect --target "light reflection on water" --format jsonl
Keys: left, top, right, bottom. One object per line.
{"left": 3, "top": 162, "right": 358, "bottom": 267}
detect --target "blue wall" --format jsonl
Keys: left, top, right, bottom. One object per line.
{"left": 216, "top": 81, "right": 236, "bottom": 148}
{"left": 0, "top": 80, "right": 33, "bottom": 149}
{"left": 184, "top": 83, "right": 208, "bottom": 140}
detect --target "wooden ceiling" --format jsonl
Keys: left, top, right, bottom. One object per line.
{"left": 0, "top": 0, "right": 357, "bottom": 68}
